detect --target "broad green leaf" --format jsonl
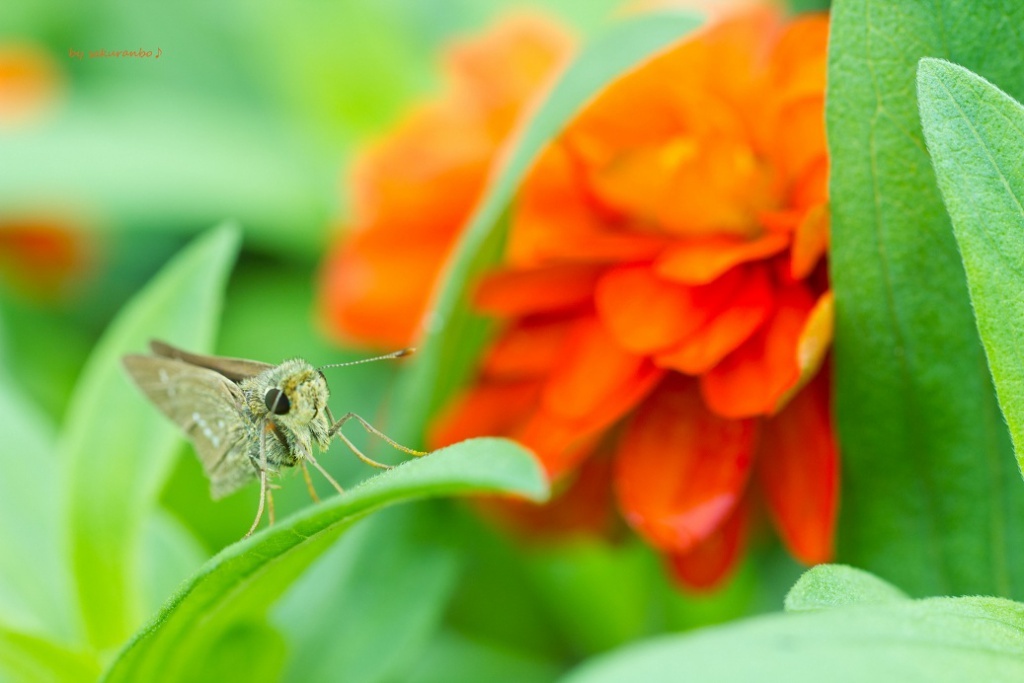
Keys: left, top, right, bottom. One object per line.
{"left": 63, "top": 225, "right": 240, "bottom": 649}
{"left": 917, "top": 59, "right": 1024, "bottom": 474}
{"left": 784, "top": 564, "right": 908, "bottom": 612}
{"left": 561, "top": 596, "right": 1024, "bottom": 683}
{"left": 390, "top": 10, "right": 705, "bottom": 445}
{"left": 0, "top": 625, "right": 98, "bottom": 683}
{"left": 563, "top": 566, "right": 1024, "bottom": 683}
{"left": 0, "top": 377, "right": 74, "bottom": 641}
{"left": 828, "top": 0, "right": 1024, "bottom": 597}
{"left": 274, "top": 505, "right": 460, "bottom": 683}
{"left": 100, "top": 437, "right": 547, "bottom": 683}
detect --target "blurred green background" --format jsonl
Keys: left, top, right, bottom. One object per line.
{"left": 0, "top": 1, "right": 824, "bottom": 680}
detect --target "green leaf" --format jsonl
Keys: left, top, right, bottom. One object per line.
{"left": 917, "top": 59, "right": 1024, "bottom": 475}
{"left": 175, "top": 620, "right": 288, "bottom": 683}
{"left": 0, "top": 95, "right": 325, "bottom": 258}
{"left": 0, "top": 377, "right": 74, "bottom": 641}
{"left": 562, "top": 566, "right": 1024, "bottom": 683}
{"left": 526, "top": 541, "right": 667, "bottom": 657}
{"left": 405, "top": 630, "right": 562, "bottom": 683}
{"left": 828, "top": 0, "right": 1024, "bottom": 597}
{"left": 561, "top": 597, "right": 1024, "bottom": 683}
{"left": 784, "top": 564, "right": 908, "bottom": 612}
{"left": 273, "top": 505, "right": 460, "bottom": 683}
{"left": 100, "top": 437, "right": 547, "bottom": 683}
{"left": 62, "top": 225, "right": 240, "bottom": 649}
{"left": 390, "top": 10, "right": 705, "bottom": 445}
{"left": 0, "top": 625, "right": 98, "bottom": 683}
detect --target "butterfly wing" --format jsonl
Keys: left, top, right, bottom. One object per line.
{"left": 122, "top": 354, "right": 256, "bottom": 498}
{"left": 149, "top": 339, "right": 274, "bottom": 382}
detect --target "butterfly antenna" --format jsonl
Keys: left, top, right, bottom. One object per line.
{"left": 318, "top": 348, "right": 415, "bottom": 372}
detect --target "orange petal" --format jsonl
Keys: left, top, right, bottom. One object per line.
{"left": 791, "top": 155, "right": 829, "bottom": 211}
{"left": 772, "top": 95, "right": 826, "bottom": 188}
{"left": 481, "top": 316, "right": 575, "bottom": 379}
{"left": 584, "top": 136, "right": 779, "bottom": 238}
{"left": 654, "top": 232, "right": 790, "bottom": 285}
{"left": 318, "top": 229, "right": 447, "bottom": 348}
{"left": 757, "top": 370, "right": 838, "bottom": 565}
{"left": 667, "top": 495, "right": 750, "bottom": 592}
{"left": 508, "top": 144, "right": 669, "bottom": 267}
{"left": 790, "top": 202, "right": 829, "bottom": 280}
{"left": 615, "top": 375, "right": 757, "bottom": 554}
{"left": 474, "top": 265, "right": 602, "bottom": 317}
{"left": 428, "top": 379, "right": 542, "bottom": 449}
{"left": 656, "top": 266, "right": 774, "bottom": 375}
{"left": 521, "top": 318, "right": 665, "bottom": 478}
{"left": 773, "top": 289, "right": 835, "bottom": 411}
{"left": 596, "top": 264, "right": 745, "bottom": 354}
{"left": 542, "top": 313, "right": 663, "bottom": 421}
{"left": 518, "top": 362, "right": 662, "bottom": 479}
{"left": 700, "top": 283, "right": 817, "bottom": 418}
{"left": 515, "top": 409, "right": 603, "bottom": 479}
{"left": 444, "top": 13, "right": 574, "bottom": 136}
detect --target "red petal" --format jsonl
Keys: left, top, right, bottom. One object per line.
{"left": 480, "top": 316, "right": 575, "bottom": 379}
{"left": 615, "top": 375, "right": 757, "bottom": 553}
{"left": 474, "top": 265, "right": 602, "bottom": 316}
{"left": 654, "top": 232, "right": 790, "bottom": 285}
{"left": 596, "top": 264, "right": 745, "bottom": 353}
{"left": 758, "top": 370, "right": 838, "bottom": 565}
{"left": 542, "top": 314, "right": 658, "bottom": 420}
{"left": 700, "top": 283, "right": 816, "bottom": 418}
{"left": 667, "top": 496, "right": 750, "bottom": 592}
{"left": 523, "top": 321, "right": 665, "bottom": 478}
{"left": 656, "top": 266, "right": 775, "bottom": 375}
{"left": 428, "top": 379, "right": 541, "bottom": 449}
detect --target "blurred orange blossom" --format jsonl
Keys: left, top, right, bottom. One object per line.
{"left": 319, "top": 7, "right": 837, "bottom": 590}
{"left": 0, "top": 45, "right": 89, "bottom": 301}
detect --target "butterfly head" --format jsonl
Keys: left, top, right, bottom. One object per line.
{"left": 255, "top": 359, "right": 330, "bottom": 433}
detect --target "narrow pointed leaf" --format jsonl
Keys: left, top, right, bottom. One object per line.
{"left": 100, "top": 438, "right": 546, "bottom": 683}
{"left": 0, "top": 625, "right": 99, "bottom": 683}
{"left": 0, "top": 378, "right": 73, "bottom": 641}
{"left": 918, "top": 59, "right": 1024, "bottom": 474}
{"left": 63, "top": 225, "right": 240, "bottom": 648}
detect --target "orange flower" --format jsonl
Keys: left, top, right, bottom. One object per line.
{"left": 0, "top": 47, "right": 86, "bottom": 300}
{"left": 319, "top": 7, "right": 839, "bottom": 589}
{"left": 0, "top": 43, "right": 60, "bottom": 125}
{"left": 0, "top": 217, "right": 90, "bottom": 300}
{"left": 429, "top": 8, "right": 837, "bottom": 590}
{"left": 318, "top": 16, "right": 574, "bottom": 348}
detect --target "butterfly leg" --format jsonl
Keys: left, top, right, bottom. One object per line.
{"left": 246, "top": 469, "right": 268, "bottom": 537}
{"left": 300, "top": 460, "right": 320, "bottom": 503}
{"left": 245, "top": 425, "right": 271, "bottom": 538}
{"left": 307, "top": 453, "right": 344, "bottom": 495}
{"left": 328, "top": 412, "right": 428, "bottom": 469}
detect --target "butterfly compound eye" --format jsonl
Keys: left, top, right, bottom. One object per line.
{"left": 264, "top": 388, "right": 291, "bottom": 415}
